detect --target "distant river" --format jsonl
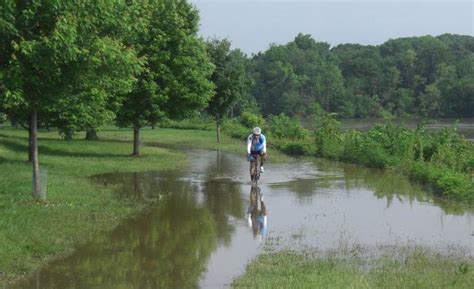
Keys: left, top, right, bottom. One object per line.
{"left": 303, "top": 117, "right": 474, "bottom": 141}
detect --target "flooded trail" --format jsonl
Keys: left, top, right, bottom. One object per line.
{"left": 9, "top": 149, "right": 474, "bottom": 289}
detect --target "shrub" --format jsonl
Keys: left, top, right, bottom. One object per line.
{"left": 240, "top": 111, "right": 266, "bottom": 130}
{"left": 275, "top": 140, "right": 313, "bottom": 156}
{"left": 222, "top": 118, "right": 249, "bottom": 140}
{"left": 268, "top": 114, "right": 308, "bottom": 140}
{"left": 314, "top": 111, "right": 343, "bottom": 159}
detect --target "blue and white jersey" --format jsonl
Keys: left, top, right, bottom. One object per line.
{"left": 247, "top": 133, "right": 267, "bottom": 154}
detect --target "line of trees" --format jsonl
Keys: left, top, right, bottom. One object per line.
{"left": 249, "top": 33, "right": 474, "bottom": 118}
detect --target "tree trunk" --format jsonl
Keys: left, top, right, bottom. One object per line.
{"left": 28, "top": 122, "right": 33, "bottom": 162}
{"left": 85, "top": 129, "right": 98, "bottom": 140}
{"left": 216, "top": 115, "right": 220, "bottom": 143}
{"left": 31, "top": 108, "right": 42, "bottom": 199}
{"left": 64, "top": 128, "right": 73, "bottom": 140}
{"left": 133, "top": 125, "right": 140, "bottom": 156}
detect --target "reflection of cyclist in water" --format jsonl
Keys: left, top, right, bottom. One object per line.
{"left": 247, "top": 186, "right": 268, "bottom": 239}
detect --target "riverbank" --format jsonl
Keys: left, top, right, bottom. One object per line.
{"left": 232, "top": 249, "right": 474, "bottom": 289}
{"left": 0, "top": 126, "right": 252, "bottom": 283}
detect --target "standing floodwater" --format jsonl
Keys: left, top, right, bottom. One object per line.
{"left": 8, "top": 149, "right": 474, "bottom": 289}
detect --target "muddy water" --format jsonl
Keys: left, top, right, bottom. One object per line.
{"left": 9, "top": 149, "right": 474, "bottom": 289}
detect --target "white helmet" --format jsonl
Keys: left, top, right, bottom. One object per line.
{"left": 252, "top": 127, "right": 262, "bottom": 135}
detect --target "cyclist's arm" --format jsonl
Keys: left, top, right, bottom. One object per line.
{"left": 247, "top": 135, "right": 252, "bottom": 155}
{"left": 261, "top": 135, "right": 267, "bottom": 153}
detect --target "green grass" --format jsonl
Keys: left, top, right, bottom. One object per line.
{"left": 232, "top": 249, "right": 474, "bottom": 289}
{"left": 0, "top": 126, "right": 265, "bottom": 283}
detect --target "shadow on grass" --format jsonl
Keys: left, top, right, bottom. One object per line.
{"left": 0, "top": 131, "right": 137, "bottom": 147}
{"left": 0, "top": 136, "right": 132, "bottom": 159}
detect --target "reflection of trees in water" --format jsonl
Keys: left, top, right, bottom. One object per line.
{"left": 270, "top": 158, "right": 471, "bottom": 216}
{"left": 14, "top": 186, "right": 217, "bottom": 289}
{"left": 341, "top": 166, "right": 470, "bottom": 215}
{"left": 270, "top": 176, "right": 337, "bottom": 199}
{"left": 201, "top": 150, "right": 244, "bottom": 246}
{"left": 91, "top": 170, "right": 187, "bottom": 201}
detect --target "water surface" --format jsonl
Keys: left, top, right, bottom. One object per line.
{"left": 9, "top": 149, "right": 474, "bottom": 289}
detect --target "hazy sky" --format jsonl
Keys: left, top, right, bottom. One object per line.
{"left": 191, "top": 0, "right": 474, "bottom": 55}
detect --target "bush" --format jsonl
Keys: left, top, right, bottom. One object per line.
{"left": 274, "top": 140, "right": 314, "bottom": 156}
{"left": 268, "top": 114, "right": 308, "bottom": 140}
{"left": 314, "top": 111, "right": 343, "bottom": 159}
{"left": 222, "top": 118, "right": 249, "bottom": 140}
{"left": 408, "top": 161, "right": 474, "bottom": 201}
{"left": 240, "top": 111, "right": 266, "bottom": 130}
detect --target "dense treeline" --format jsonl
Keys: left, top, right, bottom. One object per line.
{"left": 249, "top": 33, "right": 474, "bottom": 118}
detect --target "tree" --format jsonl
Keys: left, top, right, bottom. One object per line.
{"left": 419, "top": 84, "right": 442, "bottom": 117}
{"left": 251, "top": 34, "right": 334, "bottom": 117}
{"left": 0, "top": 1, "right": 141, "bottom": 199}
{"left": 116, "top": 0, "right": 214, "bottom": 155}
{"left": 206, "top": 38, "right": 248, "bottom": 142}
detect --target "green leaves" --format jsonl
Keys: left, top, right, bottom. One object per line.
{"left": 206, "top": 38, "right": 248, "bottom": 122}
{"left": 0, "top": 1, "right": 144, "bottom": 135}
{"left": 117, "top": 0, "right": 214, "bottom": 131}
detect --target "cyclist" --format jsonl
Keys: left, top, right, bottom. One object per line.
{"left": 247, "top": 126, "right": 266, "bottom": 173}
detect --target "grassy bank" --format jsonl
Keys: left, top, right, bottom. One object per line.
{"left": 232, "top": 249, "right": 474, "bottom": 289}
{"left": 0, "top": 126, "right": 254, "bottom": 283}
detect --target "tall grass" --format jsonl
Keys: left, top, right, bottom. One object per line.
{"left": 232, "top": 249, "right": 474, "bottom": 289}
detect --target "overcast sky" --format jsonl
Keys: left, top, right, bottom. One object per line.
{"left": 191, "top": 0, "right": 474, "bottom": 55}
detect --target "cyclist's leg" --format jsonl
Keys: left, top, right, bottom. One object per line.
{"left": 259, "top": 151, "right": 266, "bottom": 172}
{"left": 249, "top": 160, "right": 254, "bottom": 180}
{"left": 259, "top": 152, "right": 266, "bottom": 167}
{"left": 250, "top": 158, "right": 257, "bottom": 181}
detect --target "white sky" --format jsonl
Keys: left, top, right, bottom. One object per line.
{"left": 191, "top": 0, "right": 474, "bottom": 55}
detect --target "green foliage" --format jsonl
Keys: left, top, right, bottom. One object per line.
{"left": 313, "top": 110, "right": 344, "bottom": 159}
{"left": 0, "top": 1, "right": 142, "bottom": 134}
{"left": 239, "top": 111, "right": 266, "bottom": 130}
{"left": 276, "top": 140, "right": 314, "bottom": 156}
{"left": 268, "top": 113, "right": 308, "bottom": 140}
{"left": 206, "top": 38, "right": 248, "bottom": 122}
{"left": 221, "top": 118, "right": 250, "bottom": 140}
{"left": 250, "top": 33, "right": 347, "bottom": 117}
{"left": 249, "top": 33, "right": 474, "bottom": 118}
{"left": 221, "top": 111, "right": 266, "bottom": 140}
{"left": 116, "top": 0, "right": 214, "bottom": 130}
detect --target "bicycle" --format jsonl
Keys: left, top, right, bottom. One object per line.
{"left": 248, "top": 154, "right": 261, "bottom": 186}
